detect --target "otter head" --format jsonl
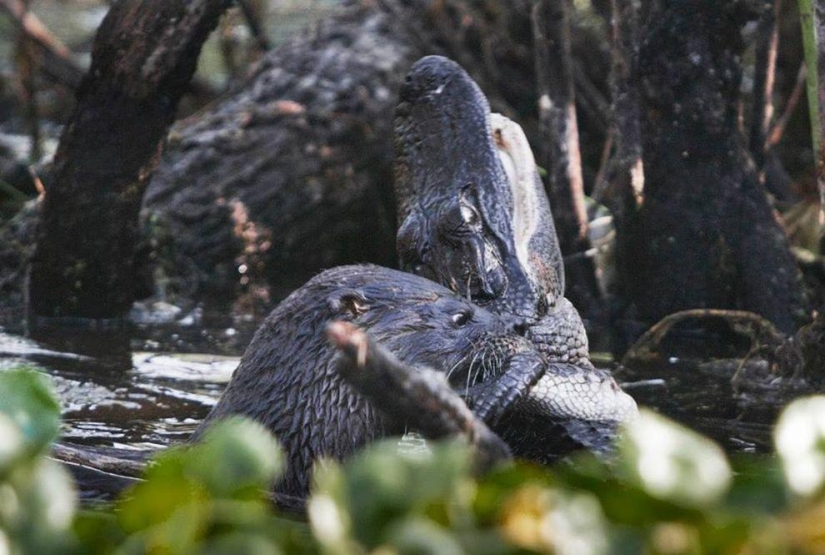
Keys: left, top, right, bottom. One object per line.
{"left": 393, "top": 55, "right": 564, "bottom": 324}
{"left": 322, "top": 266, "right": 533, "bottom": 391}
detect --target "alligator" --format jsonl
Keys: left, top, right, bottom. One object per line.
{"left": 393, "top": 55, "right": 636, "bottom": 456}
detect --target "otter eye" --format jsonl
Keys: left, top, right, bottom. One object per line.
{"left": 451, "top": 310, "right": 471, "bottom": 327}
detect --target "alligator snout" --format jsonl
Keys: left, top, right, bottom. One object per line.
{"left": 398, "top": 55, "right": 475, "bottom": 105}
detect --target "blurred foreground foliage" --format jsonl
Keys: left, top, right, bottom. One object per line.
{"left": 3, "top": 367, "right": 825, "bottom": 554}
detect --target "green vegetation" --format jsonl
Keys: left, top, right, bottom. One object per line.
{"left": 3, "top": 366, "right": 825, "bottom": 554}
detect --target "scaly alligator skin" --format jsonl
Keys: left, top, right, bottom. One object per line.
{"left": 393, "top": 56, "right": 636, "bottom": 450}
{"left": 394, "top": 57, "right": 563, "bottom": 322}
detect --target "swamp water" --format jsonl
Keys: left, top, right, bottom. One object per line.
{"left": 0, "top": 316, "right": 778, "bottom": 470}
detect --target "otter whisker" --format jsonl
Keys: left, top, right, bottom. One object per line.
{"left": 445, "top": 353, "right": 469, "bottom": 381}
{"left": 465, "top": 350, "right": 483, "bottom": 396}
{"left": 470, "top": 349, "right": 489, "bottom": 389}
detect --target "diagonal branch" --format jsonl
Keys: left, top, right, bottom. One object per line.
{"left": 328, "top": 321, "right": 512, "bottom": 474}
{"left": 0, "top": 0, "right": 85, "bottom": 88}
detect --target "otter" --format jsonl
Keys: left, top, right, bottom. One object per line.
{"left": 194, "top": 264, "right": 542, "bottom": 498}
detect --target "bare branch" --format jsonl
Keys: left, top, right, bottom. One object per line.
{"left": 328, "top": 321, "right": 512, "bottom": 474}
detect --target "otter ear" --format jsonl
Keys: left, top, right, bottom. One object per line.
{"left": 327, "top": 289, "right": 370, "bottom": 319}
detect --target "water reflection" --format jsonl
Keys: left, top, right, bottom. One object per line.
{"left": 0, "top": 317, "right": 784, "bottom": 470}
{"left": 0, "top": 331, "right": 237, "bottom": 450}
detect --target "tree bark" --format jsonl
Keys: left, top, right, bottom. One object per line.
{"left": 28, "top": 0, "right": 231, "bottom": 325}
{"left": 531, "top": 0, "right": 602, "bottom": 317}
{"left": 619, "top": 0, "right": 809, "bottom": 335}
{"left": 602, "top": 0, "right": 644, "bottom": 312}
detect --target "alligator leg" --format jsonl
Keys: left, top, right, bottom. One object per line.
{"left": 465, "top": 351, "right": 546, "bottom": 426}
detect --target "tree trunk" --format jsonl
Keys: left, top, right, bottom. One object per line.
{"left": 617, "top": 0, "right": 809, "bottom": 335}
{"left": 602, "top": 0, "right": 644, "bottom": 320}
{"left": 28, "top": 0, "right": 231, "bottom": 326}
{"left": 531, "top": 0, "right": 602, "bottom": 317}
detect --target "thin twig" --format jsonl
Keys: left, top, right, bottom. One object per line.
{"left": 14, "top": 0, "right": 40, "bottom": 161}
{"left": 0, "top": 178, "right": 29, "bottom": 203}
{"left": 532, "top": 0, "right": 589, "bottom": 239}
{"left": 591, "top": 134, "right": 613, "bottom": 203}
{"left": 768, "top": 64, "right": 807, "bottom": 147}
{"left": 0, "top": 0, "right": 84, "bottom": 88}
{"left": 623, "top": 309, "right": 787, "bottom": 364}
{"left": 749, "top": 0, "right": 781, "bottom": 168}
{"left": 237, "top": 0, "right": 270, "bottom": 51}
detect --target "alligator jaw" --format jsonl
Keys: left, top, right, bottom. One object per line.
{"left": 393, "top": 56, "right": 563, "bottom": 321}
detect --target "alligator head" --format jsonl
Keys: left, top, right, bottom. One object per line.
{"left": 393, "top": 55, "right": 564, "bottom": 324}
{"left": 393, "top": 56, "right": 637, "bottom": 455}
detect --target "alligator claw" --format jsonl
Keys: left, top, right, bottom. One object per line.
{"left": 468, "top": 351, "right": 545, "bottom": 426}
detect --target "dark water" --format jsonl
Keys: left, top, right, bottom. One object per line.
{"left": 0, "top": 323, "right": 249, "bottom": 451}
{"left": 615, "top": 359, "right": 776, "bottom": 454}
{"left": 0, "top": 318, "right": 783, "bottom": 459}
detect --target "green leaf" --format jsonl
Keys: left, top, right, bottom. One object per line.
{"left": 385, "top": 517, "right": 465, "bottom": 555}
{"left": 310, "top": 440, "right": 475, "bottom": 551}
{"left": 202, "top": 532, "right": 284, "bottom": 555}
{"left": 0, "top": 413, "right": 26, "bottom": 474}
{"left": 0, "top": 367, "right": 61, "bottom": 456}
{"left": 187, "top": 417, "right": 284, "bottom": 496}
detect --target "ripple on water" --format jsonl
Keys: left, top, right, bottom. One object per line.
{"left": 1, "top": 332, "right": 238, "bottom": 448}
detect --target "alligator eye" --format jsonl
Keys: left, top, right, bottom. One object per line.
{"left": 451, "top": 310, "right": 471, "bottom": 327}
{"left": 460, "top": 204, "right": 479, "bottom": 226}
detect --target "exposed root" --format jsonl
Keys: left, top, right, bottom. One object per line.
{"left": 622, "top": 309, "right": 786, "bottom": 365}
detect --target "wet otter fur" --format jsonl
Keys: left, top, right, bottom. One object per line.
{"left": 194, "top": 264, "right": 533, "bottom": 498}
